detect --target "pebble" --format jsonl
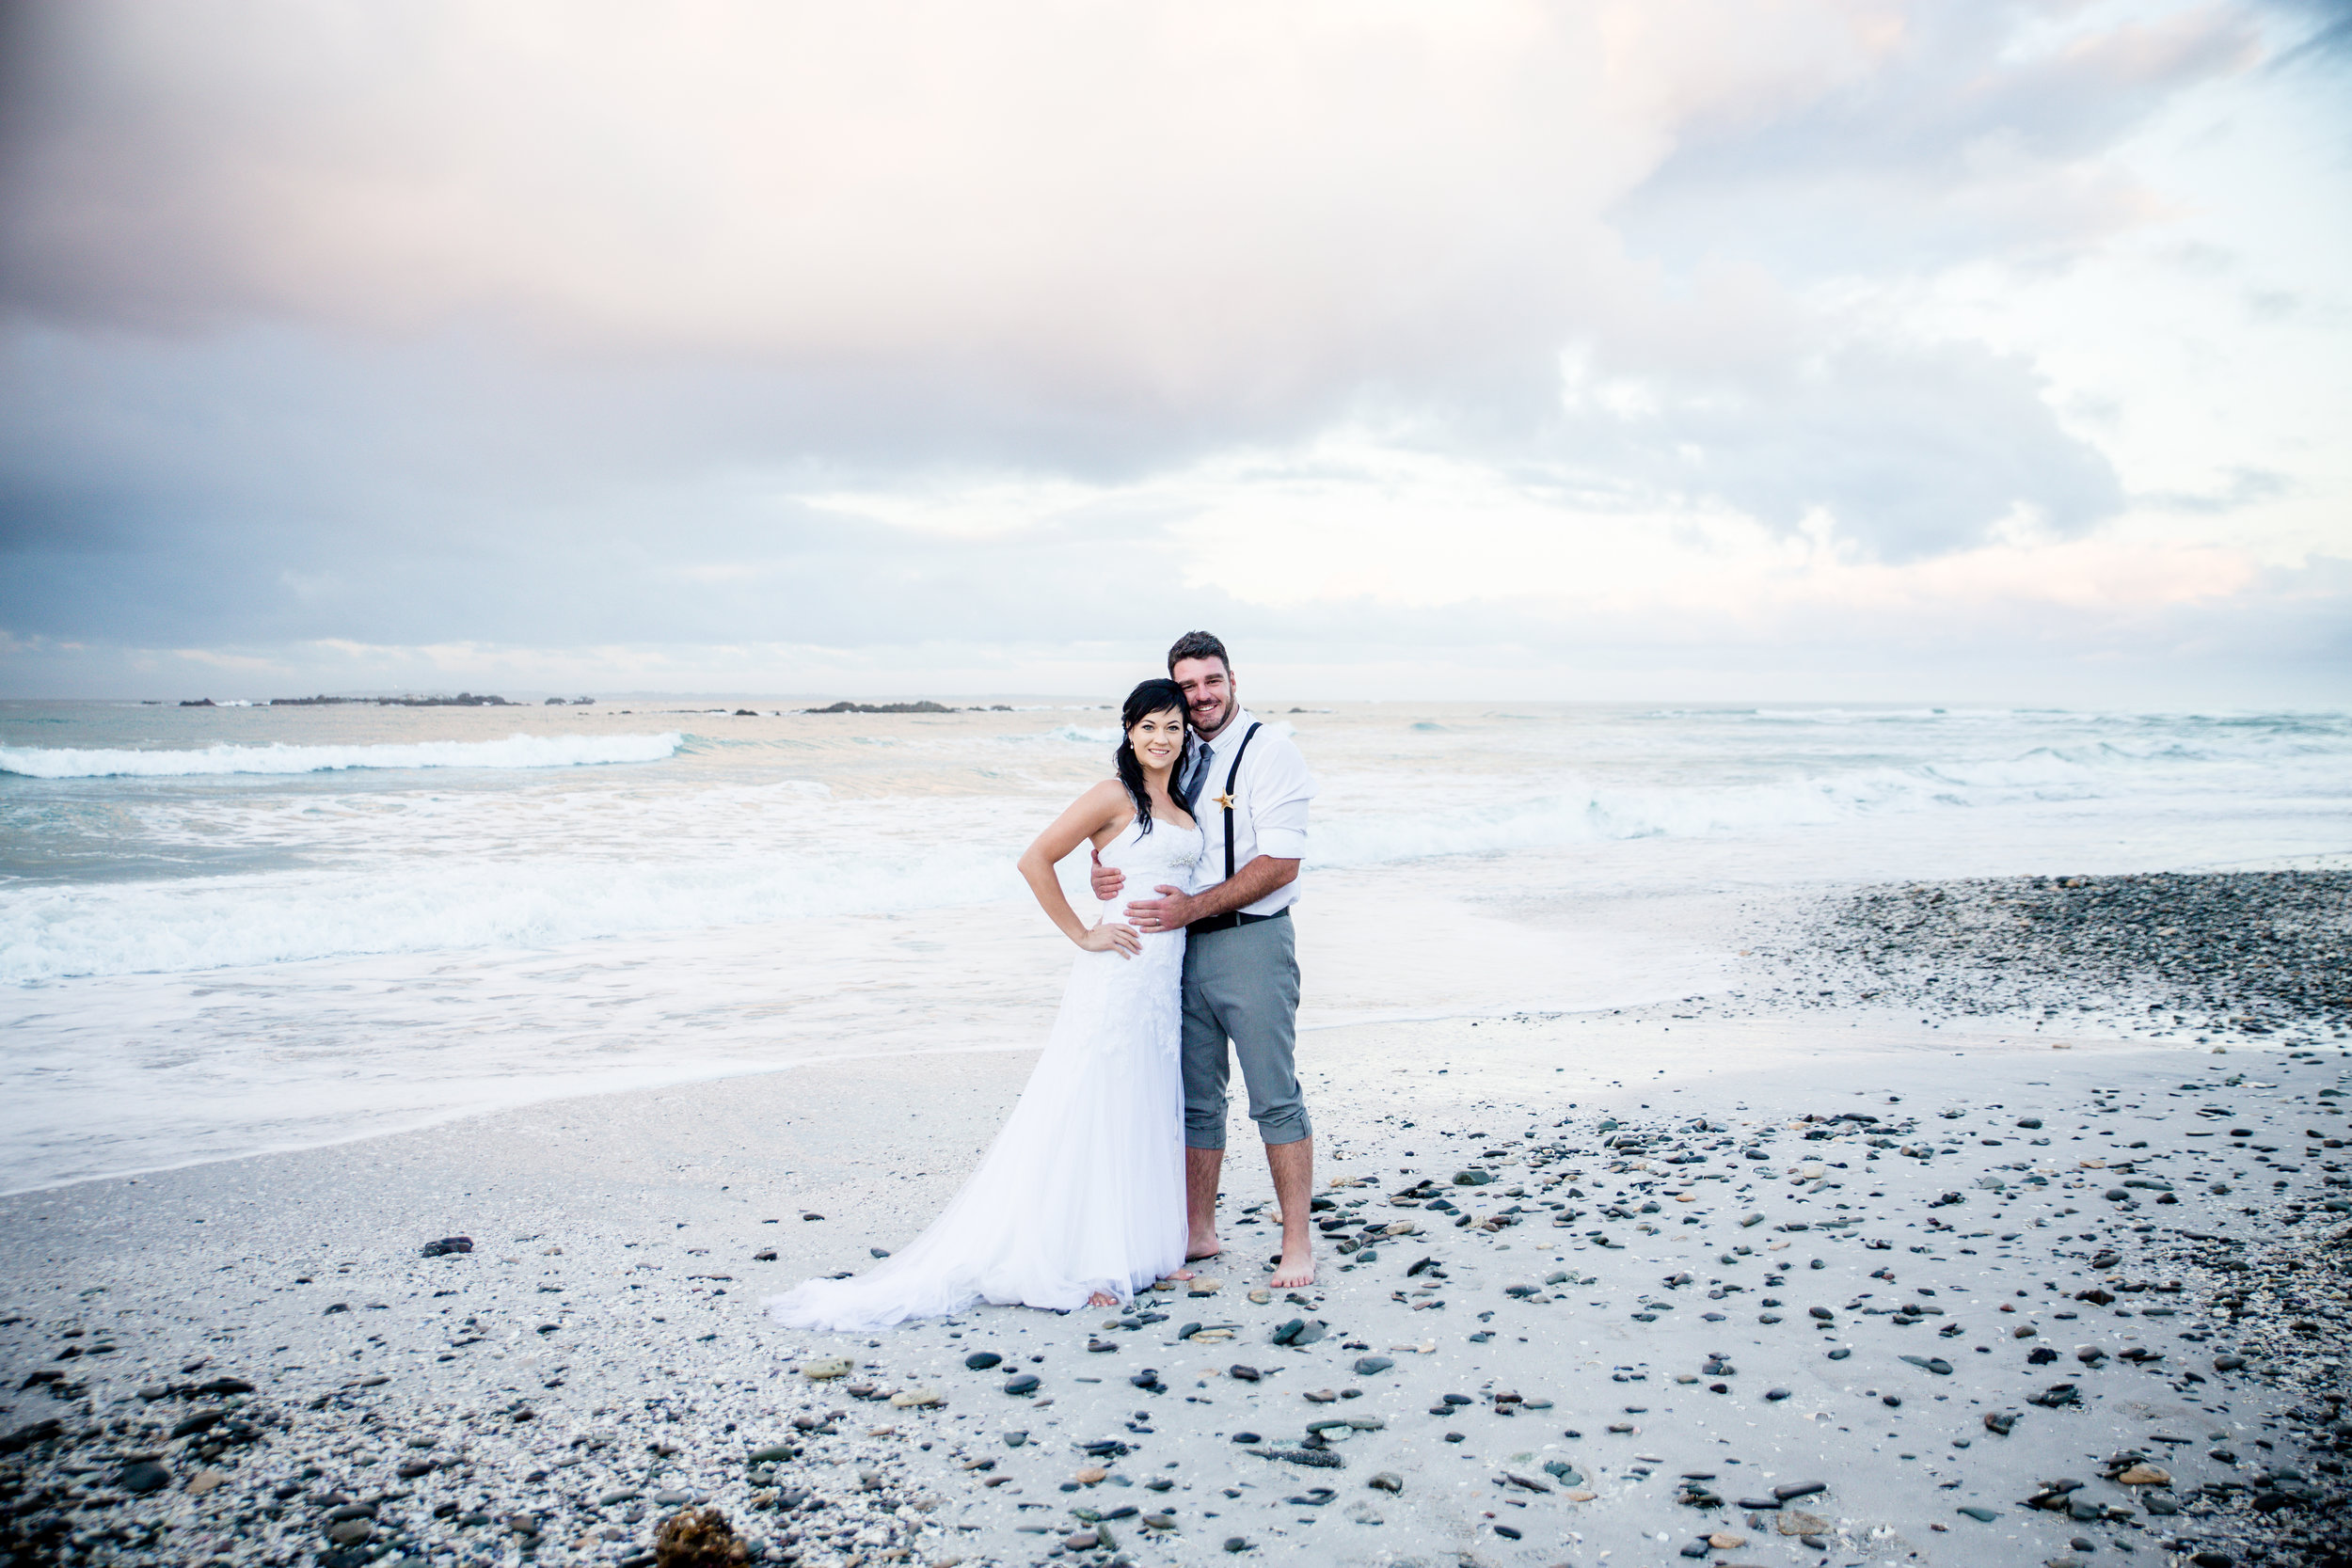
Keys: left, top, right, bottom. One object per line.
{"left": 116, "top": 1462, "right": 170, "bottom": 1496}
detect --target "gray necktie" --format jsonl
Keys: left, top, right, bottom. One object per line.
{"left": 1179, "top": 741, "right": 1211, "bottom": 811}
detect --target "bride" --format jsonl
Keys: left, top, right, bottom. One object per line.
{"left": 766, "top": 678, "right": 1205, "bottom": 1331}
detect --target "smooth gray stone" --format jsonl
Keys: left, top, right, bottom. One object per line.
{"left": 118, "top": 1462, "right": 171, "bottom": 1496}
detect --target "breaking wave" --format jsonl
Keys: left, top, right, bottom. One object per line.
{"left": 0, "top": 733, "right": 684, "bottom": 780}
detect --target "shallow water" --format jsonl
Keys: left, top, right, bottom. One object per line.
{"left": 4, "top": 696, "right": 2346, "bottom": 1191}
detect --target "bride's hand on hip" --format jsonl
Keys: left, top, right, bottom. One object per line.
{"left": 1077, "top": 921, "right": 1142, "bottom": 958}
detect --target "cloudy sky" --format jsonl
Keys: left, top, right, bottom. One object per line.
{"left": 3, "top": 0, "right": 2346, "bottom": 704}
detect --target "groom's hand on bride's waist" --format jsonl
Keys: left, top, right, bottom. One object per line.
{"left": 1127, "top": 857, "right": 1299, "bottom": 931}
{"left": 1089, "top": 847, "right": 1125, "bottom": 902}
{"left": 1124, "top": 885, "right": 1197, "bottom": 932}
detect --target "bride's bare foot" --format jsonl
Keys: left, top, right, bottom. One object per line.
{"left": 1168, "top": 1267, "right": 1194, "bottom": 1281}
{"left": 1269, "top": 1243, "right": 1314, "bottom": 1290}
{"left": 1088, "top": 1291, "right": 1119, "bottom": 1307}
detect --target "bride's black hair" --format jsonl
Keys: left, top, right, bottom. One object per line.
{"left": 1115, "top": 678, "right": 1190, "bottom": 835}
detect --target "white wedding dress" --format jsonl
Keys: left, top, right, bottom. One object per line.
{"left": 765, "top": 814, "right": 1204, "bottom": 1331}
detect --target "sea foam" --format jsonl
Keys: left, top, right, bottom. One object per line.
{"left": 0, "top": 841, "right": 1019, "bottom": 984}
{"left": 0, "top": 732, "right": 683, "bottom": 779}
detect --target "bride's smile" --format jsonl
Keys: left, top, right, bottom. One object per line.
{"left": 1126, "top": 707, "right": 1185, "bottom": 776}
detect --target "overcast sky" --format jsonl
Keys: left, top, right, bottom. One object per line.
{"left": 3, "top": 0, "right": 2346, "bottom": 704}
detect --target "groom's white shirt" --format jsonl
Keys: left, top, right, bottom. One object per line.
{"left": 1189, "top": 707, "right": 1317, "bottom": 917}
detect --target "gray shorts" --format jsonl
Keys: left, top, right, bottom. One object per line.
{"left": 1181, "top": 913, "right": 1310, "bottom": 1150}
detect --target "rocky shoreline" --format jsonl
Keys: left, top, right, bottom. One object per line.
{"left": 4, "top": 874, "right": 2348, "bottom": 1568}
{"left": 1735, "top": 872, "right": 2351, "bottom": 1051}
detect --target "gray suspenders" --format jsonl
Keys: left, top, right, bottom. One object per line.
{"left": 1220, "top": 721, "right": 1263, "bottom": 881}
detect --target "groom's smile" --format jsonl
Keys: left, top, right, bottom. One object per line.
{"left": 1171, "top": 655, "right": 1236, "bottom": 739}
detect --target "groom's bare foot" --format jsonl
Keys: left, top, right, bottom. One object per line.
{"left": 1269, "top": 1243, "right": 1314, "bottom": 1290}
{"left": 1185, "top": 1228, "right": 1221, "bottom": 1263}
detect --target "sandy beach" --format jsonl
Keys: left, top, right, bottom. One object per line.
{"left": 2, "top": 872, "right": 2346, "bottom": 1568}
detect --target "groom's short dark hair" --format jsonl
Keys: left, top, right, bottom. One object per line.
{"left": 1167, "top": 630, "right": 1230, "bottom": 674}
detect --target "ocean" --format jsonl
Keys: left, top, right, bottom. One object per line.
{"left": 4, "top": 696, "right": 2347, "bottom": 1194}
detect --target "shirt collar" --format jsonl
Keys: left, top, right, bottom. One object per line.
{"left": 1198, "top": 707, "right": 1256, "bottom": 754}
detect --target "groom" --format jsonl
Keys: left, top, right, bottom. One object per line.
{"left": 1091, "top": 631, "right": 1320, "bottom": 1288}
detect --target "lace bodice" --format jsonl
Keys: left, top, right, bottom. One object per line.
{"left": 1094, "top": 812, "right": 1206, "bottom": 899}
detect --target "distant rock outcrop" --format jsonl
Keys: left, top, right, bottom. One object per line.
{"left": 803, "top": 700, "right": 956, "bottom": 715}
{"left": 266, "top": 692, "right": 516, "bottom": 707}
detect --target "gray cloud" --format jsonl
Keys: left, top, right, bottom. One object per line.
{"left": 1619, "top": 4, "right": 2263, "bottom": 277}
{"left": 0, "top": 0, "right": 2342, "bottom": 685}
{"left": 1544, "top": 331, "right": 2125, "bottom": 558}
{"left": 2270, "top": 0, "right": 2352, "bottom": 62}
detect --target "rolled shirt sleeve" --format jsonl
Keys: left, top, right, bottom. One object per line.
{"left": 1261, "top": 747, "right": 1317, "bottom": 860}
{"left": 1197, "top": 711, "right": 1318, "bottom": 914}
{"left": 1244, "top": 728, "right": 1316, "bottom": 863}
